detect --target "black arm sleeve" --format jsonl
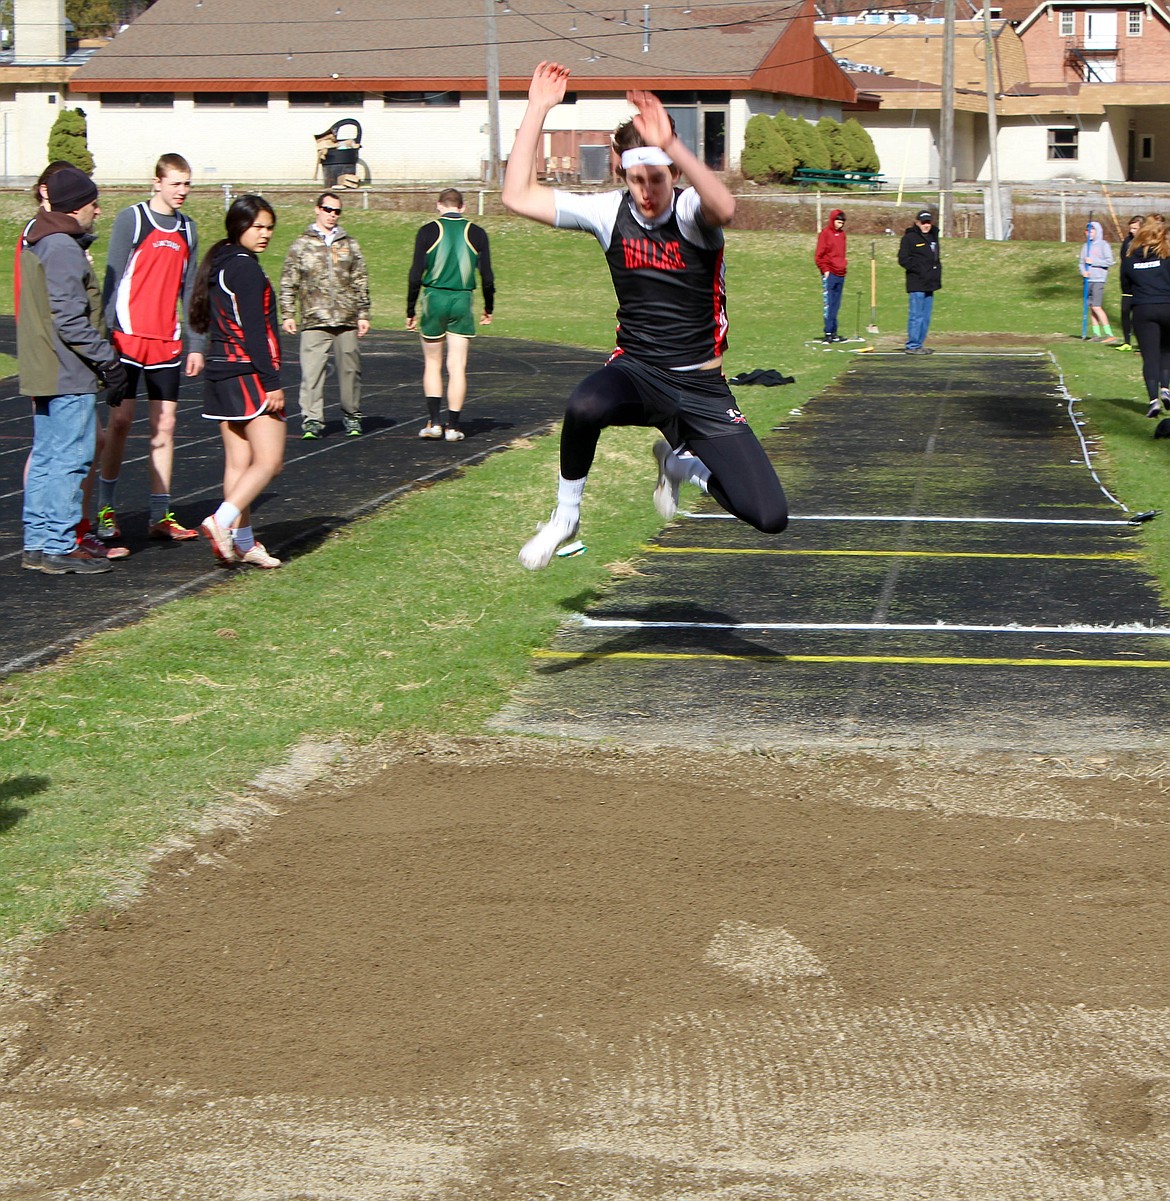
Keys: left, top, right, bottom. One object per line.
{"left": 406, "top": 221, "right": 437, "bottom": 318}
{"left": 470, "top": 224, "right": 494, "bottom": 316}
{"left": 227, "top": 254, "right": 281, "bottom": 391}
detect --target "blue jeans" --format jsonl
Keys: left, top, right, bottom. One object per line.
{"left": 23, "top": 393, "right": 96, "bottom": 555}
{"left": 822, "top": 272, "right": 845, "bottom": 336}
{"left": 906, "top": 291, "right": 934, "bottom": 349}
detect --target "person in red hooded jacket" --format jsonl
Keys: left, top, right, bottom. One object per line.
{"left": 814, "top": 208, "right": 847, "bottom": 342}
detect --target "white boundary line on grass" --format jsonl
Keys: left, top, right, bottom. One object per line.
{"left": 682, "top": 513, "right": 1136, "bottom": 527}
{"left": 575, "top": 616, "right": 1170, "bottom": 636}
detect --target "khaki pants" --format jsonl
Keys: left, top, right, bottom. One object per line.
{"left": 297, "top": 326, "right": 361, "bottom": 424}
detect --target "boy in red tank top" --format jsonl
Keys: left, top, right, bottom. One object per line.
{"left": 96, "top": 153, "right": 205, "bottom": 543}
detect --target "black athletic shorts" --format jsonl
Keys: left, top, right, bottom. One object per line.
{"left": 202, "top": 373, "right": 284, "bottom": 423}
{"left": 607, "top": 352, "right": 754, "bottom": 441}
{"left": 122, "top": 360, "right": 182, "bottom": 402}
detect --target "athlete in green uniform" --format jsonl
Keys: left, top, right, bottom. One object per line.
{"left": 405, "top": 188, "right": 495, "bottom": 442}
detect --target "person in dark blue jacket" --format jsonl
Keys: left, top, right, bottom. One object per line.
{"left": 897, "top": 210, "right": 942, "bottom": 355}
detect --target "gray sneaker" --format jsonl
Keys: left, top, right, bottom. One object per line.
{"left": 21, "top": 549, "right": 43, "bottom": 571}
{"left": 41, "top": 549, "right": 112, "bottom": 575}
{"left": 343, "top": 415, "right": 362, "bottom": 437}
{"left": 302, "top": 420, "right": 325, "bottom": 440}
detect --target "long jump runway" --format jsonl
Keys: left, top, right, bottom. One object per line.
{"left": 499, "top": 349, "right": 1170, "bottom": 751}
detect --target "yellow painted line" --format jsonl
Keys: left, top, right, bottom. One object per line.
{"left": 642, "top": 546, "right": 1139, "bottom": 562}
{"left": 533, "top": 650, "right": 1170, "bottom": 669}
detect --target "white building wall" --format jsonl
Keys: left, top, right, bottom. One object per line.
{"left": 84, "top": 93, "right": 673, "bottom": 184}
{"left": 992, "top": 115, "right": 1122, "bottom": 182}
{"left": 850, "top": 111, "right": 938, "bottom": 186}
{"left": 81, "top": 90, "right": 846, "bottom": 183}
{"left": 0, "top": 85, "right": 71, "bottom": 177}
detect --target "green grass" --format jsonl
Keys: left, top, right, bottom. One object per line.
{"left": 2, "top": 210, "right": 1168, "bottom": 954}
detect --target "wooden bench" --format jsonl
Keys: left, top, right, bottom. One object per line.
{"left": 792, "top": 168, "right": 886, "bottom": 190}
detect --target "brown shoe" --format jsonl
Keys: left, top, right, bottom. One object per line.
{"left": 41, "top": 548, "right": 113, "bottom": 575}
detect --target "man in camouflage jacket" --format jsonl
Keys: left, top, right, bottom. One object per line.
{"left": 279, "top": 191, "right": 371, "bottom": 438}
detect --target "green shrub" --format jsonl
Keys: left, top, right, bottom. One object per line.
{"left": 778, "top": 114, "right": 831, "bottom": 173}
{"left": 47, "top": 106, "right": 94, "bottom": 175}
{"left": 817, "top": 117, "right": 857, "bottom": 171}
{"left": 841, "top": 117, "right": 880, "bottom": 174}
{"left": 741, "top": 113, "right": 796, "bottom": 183}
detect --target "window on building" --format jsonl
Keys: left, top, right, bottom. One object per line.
{"left": 100, "top": 92, "right": 174, "bottom": 108}
{"left": 288, "top": 92, "right": 364, "bottom": 107}
{"left": 1140, "top": 134, "right": 1154, "bottom": 161}
{"left": 1059, "top": 10, "right": 1075, "bottom": 35}
{"left": 382, "top": 91, "right": 460, "bottom": 107}
{"left": 1048, "top": 127, "right": 1078, "bottom": 159}
{"left": 1127, "top": 9, "right": 1143, "bottom": 34}
{"left": 194, "top": 92, "right": 269, "bottom": 107}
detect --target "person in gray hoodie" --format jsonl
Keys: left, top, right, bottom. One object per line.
{"left": 19, "top": 166, "right": 126, "bottom": 575}
{"left": 1079, "top": 219, "right": 1119, "bottom": 343}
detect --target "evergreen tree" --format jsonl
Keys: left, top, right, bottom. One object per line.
{"left": 842, "top": 118, "right": 880, "bottom": 173}
{"left": 741, "top": 113, "right": 795, "bottom": 183}
{"left": 817, "top": 116, "right": 857, "bottom": 171}
{"left": 778, "top": 114, "right": 831, "bottom": 172}
{"left": 47, "top": 107, "right": 95, "bottom": 174}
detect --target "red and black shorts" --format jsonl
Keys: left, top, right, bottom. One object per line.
{"left": 202, "top": 374, "right": 284, "bottom": 423}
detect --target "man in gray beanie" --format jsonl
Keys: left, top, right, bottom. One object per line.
{"left": 19, "top": 165, "right": 127, "bottom": 574}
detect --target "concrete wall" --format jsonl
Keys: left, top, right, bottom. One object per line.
{"left": 993, "top": 114, "right": 1122, "bottom": 182}
{"left": 79, "top": 91, "right": 823, "bottom": 184}
{"left": 0, "top": 84, "right": 72, "bottom": 177}
{"left": 846, "top": 111, "right": 938, "bottom": 187}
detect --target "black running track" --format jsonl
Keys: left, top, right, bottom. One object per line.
{"left": 497, "top": 349, "right": 1170, "bottom": 752}
{"left": 0, "top": 318, "right": 593, "bottom": 676}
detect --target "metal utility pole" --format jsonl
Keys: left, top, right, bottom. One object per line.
{"left": 484, "top": 0, "right": 502, "bottom": 187}
{"left": 939, "top": 0, "right": 956, "bottom": 235}
{"left": 982, "top": 3, "right": 1003, "bottom": 239}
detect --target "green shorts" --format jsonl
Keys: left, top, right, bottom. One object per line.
{"left": 418, "top": 287, "right": 476, "bottom": 339}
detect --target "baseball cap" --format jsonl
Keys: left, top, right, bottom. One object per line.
{"left": 916, "top": 210, "right": 934, "bottom": 222}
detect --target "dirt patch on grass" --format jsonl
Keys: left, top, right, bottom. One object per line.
{"left": 3, "top": 737, "right": 1170, "bottom": 1199}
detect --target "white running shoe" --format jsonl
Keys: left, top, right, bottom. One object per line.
{"left": 444, "top": 427, "right": 465, "bottom": 441}
{"left": 419, "top": 423, "right": 444, "bottom": 439}
{"left": 652, "top": 439, "right": 681, "bottom": 520}
{"left": 240, "top": 542, "right": 282, "bottom": 569}
{"left": 518, "top": 510, "right": 580, "bottom": 571}
{"left": 200, "top": 515, "right": 239, "bottom": 564}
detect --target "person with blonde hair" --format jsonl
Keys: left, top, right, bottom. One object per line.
{"left": 1121, "top": 213, "right": 1170, "bottom": 420}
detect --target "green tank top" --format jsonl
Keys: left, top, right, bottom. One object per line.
{"left": 423, "top": 213, "right": 479, "bottom": 292}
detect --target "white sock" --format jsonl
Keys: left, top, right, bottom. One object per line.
{"left": 555, "top": 474, "right": 586, "bottom": 522}
{"left": 232, "top": 525, "right": 256, "bottom": 553}
{"left": 214, "top": 502, "right": 241, "bottom": 529}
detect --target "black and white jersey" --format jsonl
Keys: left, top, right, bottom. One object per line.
{"left": 553, "top": 187, "right": 727, "bottom": 370}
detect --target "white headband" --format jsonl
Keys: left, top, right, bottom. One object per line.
{"left": 621, "top": 146, "right": 673, "bottom": 169}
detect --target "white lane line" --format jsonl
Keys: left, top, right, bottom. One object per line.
{"left": 682, "top": 512, "right": 1136, "bottom": 526}
{"left": 575, "top": 617, "right": 1170, "bottom": 636}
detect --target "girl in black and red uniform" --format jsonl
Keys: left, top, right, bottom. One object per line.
{"left": 190, "top": 194, "right": 286, "bottom": 568}
{"left": 1122, "top": 214, "right": 1170, "bottom": 422}
{"left": 503, "top": 62, "right": 787, "bottom": 570}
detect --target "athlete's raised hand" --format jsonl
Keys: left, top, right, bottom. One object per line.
{"left": 627, "top": 89, "right": 674, "bottom": 151}
{"left": 529, "top": 61, "right": 571, "bottom": 110}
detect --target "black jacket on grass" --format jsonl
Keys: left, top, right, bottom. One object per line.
{"left": 898, "top": 224, "right": 942, "bottom": 294}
